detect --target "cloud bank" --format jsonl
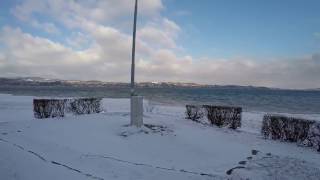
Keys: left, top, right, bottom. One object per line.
{"left": 0, "top": 0, "right": 319, "bottom": 89}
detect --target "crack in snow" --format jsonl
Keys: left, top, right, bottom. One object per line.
{"left": 83, "top": 154, "right": 220, "bottom": 178}
{"left": 1, "top": 137, "right": 223, "bottom": 179}
{"left": 27, "top": 150, "right": 47, "bottom": 162}
{"left": 50, "top": 161, "right": 104, "bottom": 180}
{"left": 13, "top": 143, "right": 25, "bottom": 150}
{"left": 0, "top": 138, "right": 105, "bottom": 180}
{"left": 0, "top": 138, "right": 9, "bottom": 143}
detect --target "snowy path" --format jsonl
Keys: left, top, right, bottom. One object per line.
{"left": 0, "top": 94, "right": 320, "bottom": 180}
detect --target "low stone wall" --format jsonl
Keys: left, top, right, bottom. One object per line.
{"left": 262, "top": 114, "right": 320, "bottom": 151}
{"left": 186, "top": 105, "right": 242, "bottom": 129}
{"left": 33, "top": 98, "right": 102, "bottom": 119}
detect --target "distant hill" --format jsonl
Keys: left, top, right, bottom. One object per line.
{"left": 0, "top": 77, "right": 318, "bottom": 91}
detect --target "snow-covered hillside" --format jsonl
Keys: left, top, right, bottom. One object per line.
{"left": 0, "top": 94, "right": 320, "bottom": 180}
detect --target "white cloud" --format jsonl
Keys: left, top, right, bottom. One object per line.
{"left": 11, "top": 0, "right": 60, "bottom": 34}
{"left": 66, "top": 32, "right": 91, "bottom": 50}
{"left": 31, "top": 20, "right": 60, "bottom": 34}
{"left": 1, "top": 26, "right": 320, "bottom": 89}
{"left": 0, "top": 26, "right": 129, "bottom": 80}
{"left": 11, "top": 0, "right": 163, "bottom": 25}
{"left": 137, "top": 52, "right": 320, "bottom": 89}
{"left": 138, "top": 18, "right": 181, "bottom": 49}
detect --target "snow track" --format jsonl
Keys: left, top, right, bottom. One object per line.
{"left": 0, "top": 138, "right": 105, "bottom": 180}
{"left": 0, "top": 137, "right": 223, "bottom": 179}
{"left": 83, "top": 154, "right": 220, "bottom": 178}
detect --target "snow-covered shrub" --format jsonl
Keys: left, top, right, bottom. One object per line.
{"left": 262, "top": 114, "right": 315, "bottom": 143}
{"left": 304, "top": 123, "right": 320, "bottom": 152}
{"left": 185, "top": 105, "right": 204, "bottom": 122}
{"left": 33, "top": 99, "right": 66, "bottom": 118}
{"left": 144, "top": 101, "right": 156, "bottom": 113}
{"left": 186, "top": 105, "right": 242, "bottom": 129}
{"left": 203, "top": 105, "right": 242, "bottom": 129}
{"left": 68, "top": 98, "right": 102, "bottom": 115}
{"left": 33, "top": 98, "right": 102, "bottom": 118}
{"left": 262, "top": 115, "right": 320, "bottom": 152}
{"left": 146, "top": 105, "right": 155, "bottom": 113}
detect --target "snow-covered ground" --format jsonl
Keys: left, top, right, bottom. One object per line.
{"left": 0, "top": 93, "right": 320, "bottom": 180}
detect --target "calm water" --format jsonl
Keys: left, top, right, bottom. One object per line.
{"left": 1, "top": 85, "right": 320, "bottom": 114}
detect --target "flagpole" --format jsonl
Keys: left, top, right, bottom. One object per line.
{"left": 130, "top": 0, "right": 143, "bottom": 127}
{"left": 131, "top": 0, "right": 138, "bottom": 96}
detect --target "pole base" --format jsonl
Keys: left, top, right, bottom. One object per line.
{"left": 130, "top": 96, "right": 143, "bottom": 127}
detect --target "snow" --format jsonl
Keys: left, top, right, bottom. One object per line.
{"left": 229, "top": 152, "right": 320, "bottom": 180}
{"left": 0, "top": 93, "right": 320, "bottom": 180}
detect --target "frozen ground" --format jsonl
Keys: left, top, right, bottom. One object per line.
{"left": 0, "top": 94, "right": 320, "bottom": 180}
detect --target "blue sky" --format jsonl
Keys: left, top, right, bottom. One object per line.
{"left": 163, "top": 0, "right": 320, "bottom": 58}
{"left": 0, "top": 0, "right": 320, "bottom": 89}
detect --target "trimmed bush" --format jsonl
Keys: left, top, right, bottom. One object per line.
{"left": 262, "top": 115, "right": 314, "bottom": 142}
{"left": 185, "top": 105, "right": 204, "bottom": 122}
{"left": 68, "top": 98, "right": 102, "bottom": 115}
{"left": 33, "top": 98, "right": 102, "bottom": 119}
{"left": 304, "top": 123, "right": 320, "bottom": 152}
{"left": 204, "top": 105, "right": 242, "bottom": 129}
{"left": 185, "top": 105, "right": 242, "bottom": 129}
{"left": 262, "top": 114, "right": 320, "bottom": 151}
{"left": 33, "top": 99, "right": 66, "bottom": 118}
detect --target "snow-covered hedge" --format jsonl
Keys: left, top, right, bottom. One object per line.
{"left": 67, "top": 98, "right": 102, "bottom": 115}
{"left": 33, "top": 98, "right": 102, "bottom": 119}
{"left": 185, "top": 105, "right": 204, "bottom": 122}
{"left": 304, "top": 123, "right": 320, "bottom": 151}
{"left": 33, "top": 99, "right": 67, "bottom": 118}
{"left": 204, "top": 105, "right": 242, "bottom": 129}
{"left": 262, "top": 114, "right": 320, "bottom": 151}
{"left": 186, "top": 105, "right": 242, "bottom": 129}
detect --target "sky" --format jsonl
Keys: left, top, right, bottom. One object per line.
{"left": 0, "top": 0, "right": 320, "bottom": 89}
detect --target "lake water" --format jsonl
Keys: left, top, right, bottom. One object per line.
{"left": 0, "top": 85, "right": 319, "bottom": 114}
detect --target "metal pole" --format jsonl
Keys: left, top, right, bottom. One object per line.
{"left": 131, "top": 0, "right": 138, "bottom": 96}
{"left": 130, "top": 0, "right": 143, "bottom": 127}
